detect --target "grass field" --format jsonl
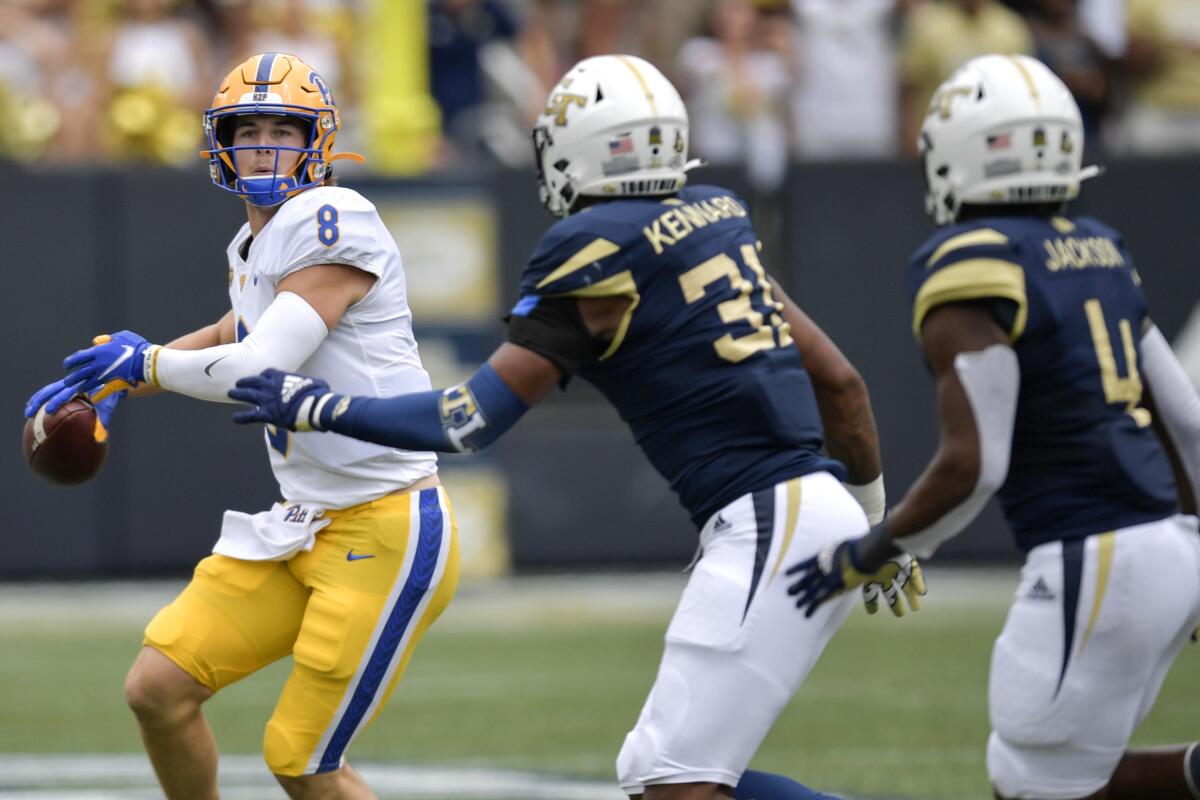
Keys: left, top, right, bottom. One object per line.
{"left": 0, "top": 570, "right": 1197, "bottom": 800}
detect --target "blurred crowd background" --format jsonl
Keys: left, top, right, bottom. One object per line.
{"left": 5, "top": 0, "right": 1200, "bottom": 580}
{"left": 2, "top": 0, "right": 1198, "bottom": 189}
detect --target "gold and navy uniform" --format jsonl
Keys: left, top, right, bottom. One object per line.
{"left": 507, "top": 185, "right": 845, "bottom": 528}
{"left": 908, "top": 215, "right": 1178, "bottom": 551}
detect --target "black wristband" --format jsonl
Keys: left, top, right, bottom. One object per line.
{"left": 853, "top": 519, "right": 903, "bottom": 574}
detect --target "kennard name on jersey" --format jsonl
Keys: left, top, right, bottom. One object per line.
{"left": 511, "top": 184, "right": 846, "bottom": 528}
{"left": 907, "top": 214, "right": 1178, "bottom": 551}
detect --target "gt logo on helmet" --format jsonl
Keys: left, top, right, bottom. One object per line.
{"left": 546, "top": 93, "right": 588, "bottom": 126}
{"left": 930, "top": 86, "right": 973, "bottom": 120}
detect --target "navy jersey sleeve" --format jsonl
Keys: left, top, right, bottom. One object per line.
{"left": 907, "top": 223, "right": 1030, "bottom": 341}
{"left": 519, "top": 217, "right": 631, "bottom": 298}
{"left": 513, "top": 213, "right": 640, "bottom": 362}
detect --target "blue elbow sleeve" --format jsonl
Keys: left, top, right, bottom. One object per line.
{"left": 321, "top": 363, "right": 527, "bottom": 454}
{"left": 443, "top": 363, "right": 528, "bottom": 451}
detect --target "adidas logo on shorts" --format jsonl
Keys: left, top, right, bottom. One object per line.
{"left": 1027, "top": 576, "right": 1055, "bottom": 601}
{"left": 714, "top": 514, "right": 731, "bottom": 532}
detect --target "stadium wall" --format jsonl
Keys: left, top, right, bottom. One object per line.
{"left": 3, "top": 159, "right": 1197, "bottom": 578}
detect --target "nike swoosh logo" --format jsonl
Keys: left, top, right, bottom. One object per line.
{"left": 97, "top": 345, "right": 134, "bottom": 381}
{"left": 346, "top": 550, "right": 375, "bottom": 562}
{"left": 204, "top": 355, "right": 230, "bottom": 377}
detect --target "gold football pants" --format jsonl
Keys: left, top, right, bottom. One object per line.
{"left": 144, "top": 486, "right": 460, "bottom": 776}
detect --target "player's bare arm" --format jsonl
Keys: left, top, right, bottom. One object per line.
{"left": 881, "top": 302, "right": 1010, "bottom": 540}
{"left": 770, "top": 277, "right": 882, "bottom": 485}
{"left": 786, "top": 301, "right": 1011, "bottom": 617}
{"left": 576, "top": 294, "right": 633, "bottom": 341}
{"left": 481, "top": 295, "right": 627, "bottom": 408}
{"left": 487, "top": 343, "right": 562, "bottom": 408}
{"left": 275, "top": 263, "right": 376, "bottom": 331}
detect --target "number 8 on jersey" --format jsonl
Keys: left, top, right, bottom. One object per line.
{"left": 317, "top": 204, "right": 339, "bottom": 247}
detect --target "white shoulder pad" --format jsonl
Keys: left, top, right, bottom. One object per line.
{"left": 265, "top": 186, "right": 385, "bottom": 282}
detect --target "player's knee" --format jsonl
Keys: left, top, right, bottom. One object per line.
{"left": 273, "top": 772, "right": 314, "bottom": 799}
{"left": 264, "top": 719, "right": 310, "bottom": 778}
{"left": 124, "top": 648, "right": 209, "bottom": 723}
{"left": 273, "top": 763, "right": 360, "bottom": 799}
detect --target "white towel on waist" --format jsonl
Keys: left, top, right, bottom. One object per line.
{"left": 213, "top": 502, "right": 332, "bottom": 561}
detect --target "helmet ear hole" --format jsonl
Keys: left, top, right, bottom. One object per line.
{"left": 554, "top": 159, "right": 569, "bottom": 172}
{"left": 937, "top": 165, "right": 950, "bottom": 177}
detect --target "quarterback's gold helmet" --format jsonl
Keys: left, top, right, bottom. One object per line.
{"left": 202, "top": 52, "right": 363, "bottom": 207}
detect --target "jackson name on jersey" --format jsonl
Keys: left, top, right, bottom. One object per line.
{"left": 907, "top": 214, "right": 1177, "bottom": 551}
{"left": 227, "top": 185, "right": 437, "bottom": 508}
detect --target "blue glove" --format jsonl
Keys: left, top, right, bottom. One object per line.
{"left": 229, "top": 369, "right": 332, "bottom": 432}
{"left": 59, "top": 331, "right": 152, "bottom": 398}
{"left": 90, "top": 387, "right": 125, "bottom": 442}
{"left": 23, "top": 382, "right": 125, "bottom": 443}
{"left": 26, "top": 376, "right": 78, "bottom": 417}
{"left": 787, "top": 538, "right": 870, "bottom": 618}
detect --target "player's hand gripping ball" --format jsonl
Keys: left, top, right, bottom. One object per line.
{"left": 22, "top": 396, "right": 110, "bottom": 485}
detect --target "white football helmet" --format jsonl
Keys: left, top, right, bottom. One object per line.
{"left": 919, "top": 54, "right": 1100, "bottom": 226}
{"left": 533, "top": 54, "right": 694, "bottom": 217}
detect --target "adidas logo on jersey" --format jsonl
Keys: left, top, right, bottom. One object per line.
{"left": 714, "top": 514, "right": 731, "bottom": 532}
{"left": 1028, "top": 576, "right": 1055, "bottom": 601}
{"left": 281, "top": 375, "right": 313, "bottom": 403}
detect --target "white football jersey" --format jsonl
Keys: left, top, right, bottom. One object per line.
{"left": 225, "top": 185, "right": 437, "bottom": 509}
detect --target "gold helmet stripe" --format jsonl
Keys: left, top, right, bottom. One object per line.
{"left": 615, "top": 55, "right": 657, "bottom": 115}
{"left": 1007, "top": 55, "right": 1040, "bottom": 107}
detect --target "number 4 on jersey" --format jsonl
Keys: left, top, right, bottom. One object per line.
{"left": 1084, "top": 298, "right": 1151, "bottom": 427}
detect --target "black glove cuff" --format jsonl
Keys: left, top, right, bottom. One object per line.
{"left": 853, "top": 519, "right": 902, "bottom": 574}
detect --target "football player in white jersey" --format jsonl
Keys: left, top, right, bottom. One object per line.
{"left": 25, "top": 52, "right": 459, "bottom": 800}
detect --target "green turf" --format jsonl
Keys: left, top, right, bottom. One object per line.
{"left": 1, "top": 590, "right": 1197, "bottom": 800}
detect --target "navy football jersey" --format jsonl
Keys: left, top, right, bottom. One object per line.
{"left": 511, "top": 185, "right": 846, "bottom": 528}
{"left": 908, "top": 214, "right": 1178, "bottom": 551}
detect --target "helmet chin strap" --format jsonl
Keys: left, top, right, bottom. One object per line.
{"left": 236, "top": 174, "right": 300, "bottom": 207}
{"left": 1078, "top": 164, "right": 1104, "bottom": 182}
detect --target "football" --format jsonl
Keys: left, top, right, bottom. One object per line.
{"left": 22, "top": 398, "right": 108, "bottom": 485}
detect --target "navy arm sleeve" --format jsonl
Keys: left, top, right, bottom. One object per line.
{"left": 318, "top": 363, "right": 528, "bottom": 453}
